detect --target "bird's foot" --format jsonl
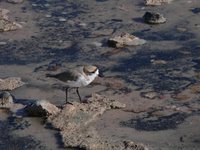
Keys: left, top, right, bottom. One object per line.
{"left": 80, "top": 99, "right": 90, "bottom": 104}
{"left": 66, "top": 101, "right": 73, "bottom": 105}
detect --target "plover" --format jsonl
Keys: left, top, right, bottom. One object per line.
{"left": 46, "top": 65, "right": 99, "bottom": 104}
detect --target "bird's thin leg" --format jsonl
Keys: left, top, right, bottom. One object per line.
{"left": 65, "top": 88, "right": 69, "bottom": 103}
{"left": 76, "top": 87, "right": 82, "bottom": 102}
{"left": 65, "top": 88, "right": 73, "bottom": 105}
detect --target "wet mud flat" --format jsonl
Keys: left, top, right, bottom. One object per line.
{"left": 0, "top": 0, "right": 200, "bottom": 150}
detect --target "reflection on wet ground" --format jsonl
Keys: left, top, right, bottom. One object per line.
{"left": 0, "top": 110, "right": 47, "bottom": 150}
{"left": 0, "top": 0, "right": 200, "bottom": 149}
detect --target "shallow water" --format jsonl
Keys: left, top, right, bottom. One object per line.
{"left": 0, "top": 0, "right": 200, "bottom": 149}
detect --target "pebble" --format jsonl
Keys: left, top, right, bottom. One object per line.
{"left": 59, "top": 18, "right": 67, "bottom": 22}
{"left": 61, "top": 12, "right": 67, "bottom": 15}
{"left": 0, "top": 42, "right": 7, "bottom": 45}
{"left": 90, "top": 42, "right": 102, "bottom": 47}
{"left": 45, "top": 14, "right": 52, "bottom": 18}
{"left": 32, "top": 4, "right": 37, "bottom": 7}
{"left": 151, "top": 59, "right": 167, "bottom": 65}
{"left": 141, "top": 91, "right": 158, "bottom": 99}
{"left": 78, "top": 22, "right": 87, "bottom": 27}
{"left": 145, "top": 0, "right": 173, "bottom": 6}
{"left": 143, "top": 11, "right": 166, "bottom": 24}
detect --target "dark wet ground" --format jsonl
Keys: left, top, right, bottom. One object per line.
{"left": 0, "top": 0, "right": 200, "bottom": 149}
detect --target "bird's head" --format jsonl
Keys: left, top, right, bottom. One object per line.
{"left": 83, "top": 65, "right": 99, "bottom": 76}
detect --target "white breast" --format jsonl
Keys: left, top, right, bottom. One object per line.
{"left": 66, "top": 69, "right": 98, "bottom": 88}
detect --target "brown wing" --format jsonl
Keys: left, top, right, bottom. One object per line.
{"left": 46, "top": 71, "right": 78, "bottom": 82}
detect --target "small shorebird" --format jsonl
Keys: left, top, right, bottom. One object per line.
{"left": 46, "top": 65, "right": 99, "bottom": 104}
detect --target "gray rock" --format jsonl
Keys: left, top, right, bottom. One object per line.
{"left": 0, "top": 77, "right": 25, "bottom": 91}
{"left": 0, "top": 91, "right": 13, "bottom": 106}
{"left": 145, "top": 0, "right": 173, "bottom": 6}
{"left": 25, "top": 100, "right": 60, "bottom": 117}
{"left": 108, "top": 33, "right": 146, "bottom": 48}
{"left": 143, "top": 12, "right": 166, "bottom": 24}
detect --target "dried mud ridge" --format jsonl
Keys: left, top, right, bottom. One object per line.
{"left": 0, "top": 84, "right": 149, "bottom": 150}
{"left": 46, "top": 94, "right": 148, "bottom": 150}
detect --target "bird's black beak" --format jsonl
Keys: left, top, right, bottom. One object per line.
{"left": 98, "top": 72, "right": 104, "bottom": 77}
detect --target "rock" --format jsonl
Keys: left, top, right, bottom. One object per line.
{"left": 78, "top": 22, "right": 87, "bottom": 27}
{"left": 47, "top": 94, "right": 131, "bottom": 149}
{"left": 7, "top": 0, "right": 24, "bottom": 4}
{"left": 0, "top": 8, "right": 9, "bottom": 20}
{"left": 123, "top": 140, "right": 149, "bottom": 150}
{"left": 151, "top": 59, "right": 167, "bottom": 65}
{"left": 0, "top": 19, "right": 22, "bottom": 32}
{"left": 108, "top": 33, "right": 146, "bottom": 48}
{"left": 191, "top": 8, "right": 200, "bottom": 14}
{"left": 110, "top": 100, "right": 126, "bottom": 109}
{"left": 0, "top": 91, "right": 13, "bottom": 106}
{"left": 141, "top": 91, "right": 158, "bottom": 99}
{"left": 143, "top": 12, "right": 166, "bottom": 24}
{"left": 25, "top": 100, "right": 60, "bottom": 117}
{"left": 145, "top": 0, "right": 173, "bottom": 6}
{"left": 45, "top": 14, "right": 52, "bottom": 18}
{"left": 0, "top": 77, "right": 25, "bottom": 91}
{"left": 59, "top": 18, "right": 66, "bottom": 22}
{"left": 0, "top": 91, "right": 25, "bottom": 117}
{"left": 0, "top": 8, "right": 22, "bottom": 32}
{"left": 90, "top": 41, "right": 102, "bottom": 47}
